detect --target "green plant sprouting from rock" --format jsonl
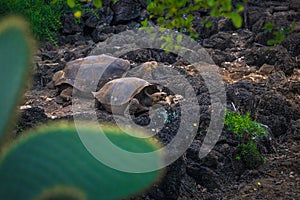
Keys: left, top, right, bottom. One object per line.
{"left": 264, "top": 21, "right": 295, "bottom": 46}
{"left": 0, "top": 16, "right": 163, "bottom": 200}
{"left": 225, "top": 110, "right": 267, "bottom": 168}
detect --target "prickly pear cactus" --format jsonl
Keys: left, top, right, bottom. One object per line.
{"left": 0, "top": 123, "right": 163, "bottom": 200}
{"left": 0, "top": 16, "right": 33, "bottom": 138}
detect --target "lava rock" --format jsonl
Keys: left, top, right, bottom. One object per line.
{"left": 16, "top": 107, "right": 48, "bottom": 134}
{"left": 282, "top": 32, "right": 300, "bottom": 57}
{"left": 111, "top": 0, "right": 142, "bottom": 24}
{"left": 203, "top": 32, "right": 236, "bottom": 50}
{"left": 61, "top": 14, "right": 83, "bottom": 34}
{"left": 244, "top": 45, "right": 297, "bottom": 75}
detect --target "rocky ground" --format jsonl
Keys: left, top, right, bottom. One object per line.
{"left": 15, "top": 0, "right": 299, "bottom": 199}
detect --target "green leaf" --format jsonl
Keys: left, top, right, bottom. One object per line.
{"left": 236, "top": 3, "right": 244, "bottom": 12}
{"left": 207, "top": 0, "right": 215, "bottom": 7}
{"left": 50, "top": 0, "right": 58, "bottom": 4}
{"left": 176, "top": 34, "right": 182, "bottom": 43}
{"left": 0, "top": 17, "right": 33, "bottom": 139}
{"left": 205, "top": 21, "right": 213, "bottom": 28}
{"left": 93, "top": 0, "right": 102, "bottom": 8}
{"left": 222, "top": 0, "right": 232, "bottom": 11}
{"left": 157, "top": 17, "right": 165, "bottom": 23}
{"left": 141, "top": 18, "right": 148, "bottom": 27}
{"left": 264, "top": 22, "right": 275, "bottom": 32}
{"left": 229, "top": 12, "right": 242, "bottom": 28}
{"left": 67, "top": 0, "right": 76, "bottom": 8}
{"left": 0, "top": 123, "right": 163, "bottom": 200}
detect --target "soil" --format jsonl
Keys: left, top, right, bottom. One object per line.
{"left": 14, "top": 0, "right": 299, "bottom": 199}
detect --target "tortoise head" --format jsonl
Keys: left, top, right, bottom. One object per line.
{"left": 143, "top": 86, "right": 167, "bottom": 105}
{"left": 47, "top": 70, "right": 68, "bottom": 89}
{"left": 47, "top": 70, "right": 65, "bottom": 89}
{"left": 150, "top": 92, "right": 167, "bottom": 103}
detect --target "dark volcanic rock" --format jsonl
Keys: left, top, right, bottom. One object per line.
{"left": 61, "top": 14, "right": 83, "bottom": 34}
{"left": 120, "top": 48, "right": 178, "bottom": 64}
{"left": 203, "top": 32, "right": 236, "bottom": 50}
{"left": 226, "top": 81, "right": 298, "bottom": 136}
{"left": 209, "top": 49, "right": 236, "bottom": 66}
{"left": 16, "top": 107, "right": 48, "bottom": 135}
{"left": 243, "top": 45, "right": 297, "bottom": 75}
{"left": 187, "top": 163, "right": 221, "bottom": 190}
{"left": 111, "top": 0, "right": 142, "bottom": 24}
{"left": 84, "top": 7, "right": 114, "bottom": 28}
{"left": 282, "top": 32, "right": 300, "bottom": 57}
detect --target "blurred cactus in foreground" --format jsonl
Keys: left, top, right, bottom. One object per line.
{"left": 0, "top": 123, "right": 163, "bottom": 200}
{"left": 0, "top": 16, "right": 163, "bottom": 200}
{"left": 0, "top": 16, "right": 33, "bottom": 138}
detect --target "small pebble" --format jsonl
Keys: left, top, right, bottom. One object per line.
{"left": 20, "top": 105, "right": 32, "bottom": 110}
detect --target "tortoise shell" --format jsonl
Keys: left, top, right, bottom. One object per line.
{"left": 93, "top": 77, "right": 159, "bottom": 114}
{"left": 48, "top": 54, "right": 130, "bottom": 93}
{"left": 125, "top": 61, "right": 158, "bottom": 78}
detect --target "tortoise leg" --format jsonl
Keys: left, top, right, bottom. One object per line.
{"left": 143, "top": 88, "right": 167, "bottom": 106}
{"left": 59, "top": 87, "right": 73, "bottom": 101}
{"left": 54, "top": 96, "right": 64, "bottom": 104}
{"left": 124, "top": 98, "right": 149, "bottom": 117}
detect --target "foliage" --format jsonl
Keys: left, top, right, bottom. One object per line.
{"left": 225, "top": 110, "right": 267, "bottom": 168}
{"left": 0, "top": 0, "right": 66, "bottom": 43}
{"left": 0, "top": 16, "right": 162, "bottom": 200}
{"left": 53, "top": 0, "right": 103, "bottom": 19}
{"left": 60, "top": 0, "right": 244, "bottom": 39}
{"left": 144, "top": 0, "right": 245, "bottom": 38}
{"left": 264, "top": 21, "right": 295, "bottom": 46}
{"left": 56, "top": 0, "right": 117, "bottom": 12}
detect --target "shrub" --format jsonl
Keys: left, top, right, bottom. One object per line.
{"left": 144, "top": 0, "right": 244, "bottom": 38}
{"left": 225, "top": 110, "right": 267, "bottom": 168}
{"left": 0, "top": 0, "right": 66, "bottom": 43}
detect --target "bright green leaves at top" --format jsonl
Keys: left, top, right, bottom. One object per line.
{"left": 209, "top": 0, "right": 243, "bottom": 28}
{"left": 63, "top": 0, "right": 103, "bottom": 9}
{"left": 144, "top": 0, "right": 245, "bottom": 41}
{"left": 225, "top": 11, "right": 243, "bottom": 28}
{"left": 0, "top": 17, "right": 33, "bottom": 140}
{"left": 93, "top": 0, "right": 103, "bottom": 8}
{"left": 67, "top": 0, "right": 76, "bottom": 8}
{"left": 52, "top": 0, "right": 103, "bottom": 20}
{"left": 207, "top": 0, "right": 215, "bottom": 7}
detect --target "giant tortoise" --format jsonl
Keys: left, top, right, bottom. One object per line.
{"left": 47, "top": 54, "right": 131, "bottom": 103}
{"left": 92, "top": 77, "right": 169, "bottom": 116}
